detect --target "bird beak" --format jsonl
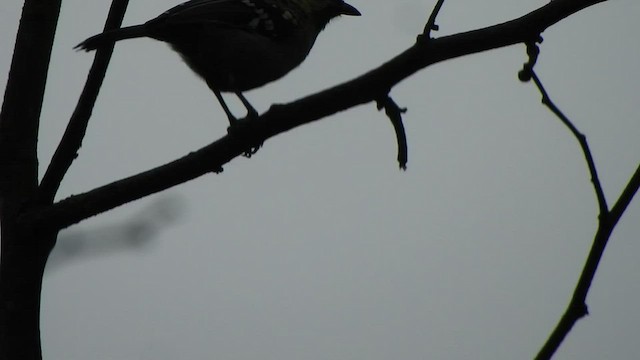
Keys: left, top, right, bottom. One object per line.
{"left": 339, "top": 1, "right": 361, "bottom": 16}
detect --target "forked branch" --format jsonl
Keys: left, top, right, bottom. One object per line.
{"left": 38, "top": 0, "right": 130, "bottom": 203}
{"left": 527, "top": 69, "right": 640, "bottom": 360}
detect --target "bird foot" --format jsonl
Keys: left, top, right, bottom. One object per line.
{"left": 227, "top": 116, "right": 263, "bottom": 157}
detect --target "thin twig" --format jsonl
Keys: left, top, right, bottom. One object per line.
{"left": 530, "top": 71, "right": 608, "bottom": 214}
{"left": 535, "top": 165, "right": 640, "bottom": 359}
{"left": 609, "top": 164, "right": 640, "bottom": 224}
{"left": 529, "top": 71, "right": 640, "bottom": 360}
{"left": 535, "top": 223, "right": 612, "bottom": 360}
{"left": 422, "top": 0, "right": 446, "bottom": 37}
{"left": 38, "top": 0, "right": 130, "bottom": 203}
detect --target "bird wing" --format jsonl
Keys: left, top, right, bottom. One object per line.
{"left": 157, "top": 0, "right": 255, "bottom": 26}
{"left": 150, "top": 0, "right": 300, "bottom": 37}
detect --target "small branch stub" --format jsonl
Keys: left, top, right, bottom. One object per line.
{"left": 422, "top": 0, "right": 446, "bottom": 39}
{"left": 377, "top": 96, "right": 408, "bottom": 170}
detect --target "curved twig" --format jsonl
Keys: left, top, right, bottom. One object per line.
{"left": 530, "top": 71, "right": 608, "bottom": 214}
{"left": 529, "top": 71, "right": 640, "bottom": 359}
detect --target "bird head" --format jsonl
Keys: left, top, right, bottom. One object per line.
{"left": 300, "top": 0, "right": 361, "bottom": 26}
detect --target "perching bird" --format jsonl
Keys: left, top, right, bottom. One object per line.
{"left": 76, "top": 0, "right": 361, "bottom": 124}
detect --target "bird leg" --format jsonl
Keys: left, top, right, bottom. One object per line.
{"left": 206, "top": 80, "right": 262, "bottom": 156}
{"left": 234, "top": 91, "right": 262, "bottom": 156}
{"left": 228, "top": 91, "right": 262, "bottom": 156}
{"left": 211, "top": 88, "right": 237, "bottom": 125}
{"left": 235, "top": 91, "right": 258, "bottom": 119}
{"left": 232, "top": 92, "right": 262, "bottom": 156}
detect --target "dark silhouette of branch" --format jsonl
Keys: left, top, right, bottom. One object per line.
{"left": 518, "top": 39, "right": 542, "bottom": 82}
{"left": 609, "top": 165, "right": 640, "bottom": 224}
{"left": 38, "top": 0, "right": 131, "bottom": 203}
{"left": 377, "top": 96, "right": 408, "bottom": 169}
{"left": 527, "top": 72, "right": 640, "bottom": 360}
{"left": 20, "top": 0, "right": 609, "bottom": 231}
{"left": 531, "top": 71, "right": 608, "bottom": 214}
{"left": 0, "top": 0, "right": 61, "bottom": 187}
{"left": 0, "top": 1, "right": 62, "bottom": 358}
{"left": 423, "top": 0, "right": 446, "bottom": 37}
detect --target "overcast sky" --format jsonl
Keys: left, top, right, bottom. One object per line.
{"left": 2, "top": 0, "right": 639, "bottom": 359}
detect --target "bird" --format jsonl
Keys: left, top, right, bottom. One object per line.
{"left": 76, "top": 0, "right": 361, "bottom": 124}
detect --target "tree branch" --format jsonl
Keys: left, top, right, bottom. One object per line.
{"left": 0, "top": 0, "right": 62, "bottom": 358}
{"left": 21, "top": 0, "right": 608, "bottom": 231}
{"left": 528, "top": 69, "right": 639, "bottom": 360}
{"left": 38, "top": 0, "right": 131, "bottom": 204}
{"left": 422, "top": 0, "right": 446, "bottom": 37}
{"left": 1, "top": 0, "right": 62, "bottom": 194}
{"left": 530, "top": 71, "right": 608, "bottom": 214}
{"left": 609, "top": 164, "right": 640, "bottom": 224}
{"left": 377, "top": 96, "right": 408, "bottom": 169}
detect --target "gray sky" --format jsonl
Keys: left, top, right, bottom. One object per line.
{"left": 2, "top": 0, "right": 639, "bottom": 359}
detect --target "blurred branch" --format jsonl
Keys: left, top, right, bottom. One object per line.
{"left": 527, "top": 72, "right": 640, "bottom": 360}
{"left": 21, "top": 0, "right": 608, "bottom": 230}
{"left": 46, "top": 195, "right": 185, "bottom": 271}
{"left": 38, "top": 0, "right": 130, "bottom": 204}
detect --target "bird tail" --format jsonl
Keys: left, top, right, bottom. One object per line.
{"left": 74, "top": 25, "right": 148, "bottom": 51}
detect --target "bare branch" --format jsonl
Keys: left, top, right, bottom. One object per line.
{"left": 528, "top": 69, "right": 639, "bottom": 360}
{"left": 1, "top": 0, "right": 62, "bottom": 195}
{"left": 0, "top": 1, "right": 62, "bottom": 357}
{"left": 530, "top": 71, "right": 608, "bottom": 214}
{"left": 422, "top": 0, "right": 446, "bottom": 37}
{"left": 38, "top": 0, "right": 130, "bottom": 204}
{"left": 534, "top": 224, "right": 612, "bottom": 360}
{"left": 21, "top": 0, "right": 608, "bottom": 231}
{"left": 610, "top": 164, "right": 640, "bottom": 223}
{"left": 377, "top": 96, "right": 408, "bottom": 169}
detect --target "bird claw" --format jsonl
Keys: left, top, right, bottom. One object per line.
{"left": 245, "top": 106, "right": 259, "bottom": 121}
{"left": 242, "top": 145, "right": 261, "bottom": 158}
{"left": 227, "top": 117, "right": 263, "bottom": 157}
